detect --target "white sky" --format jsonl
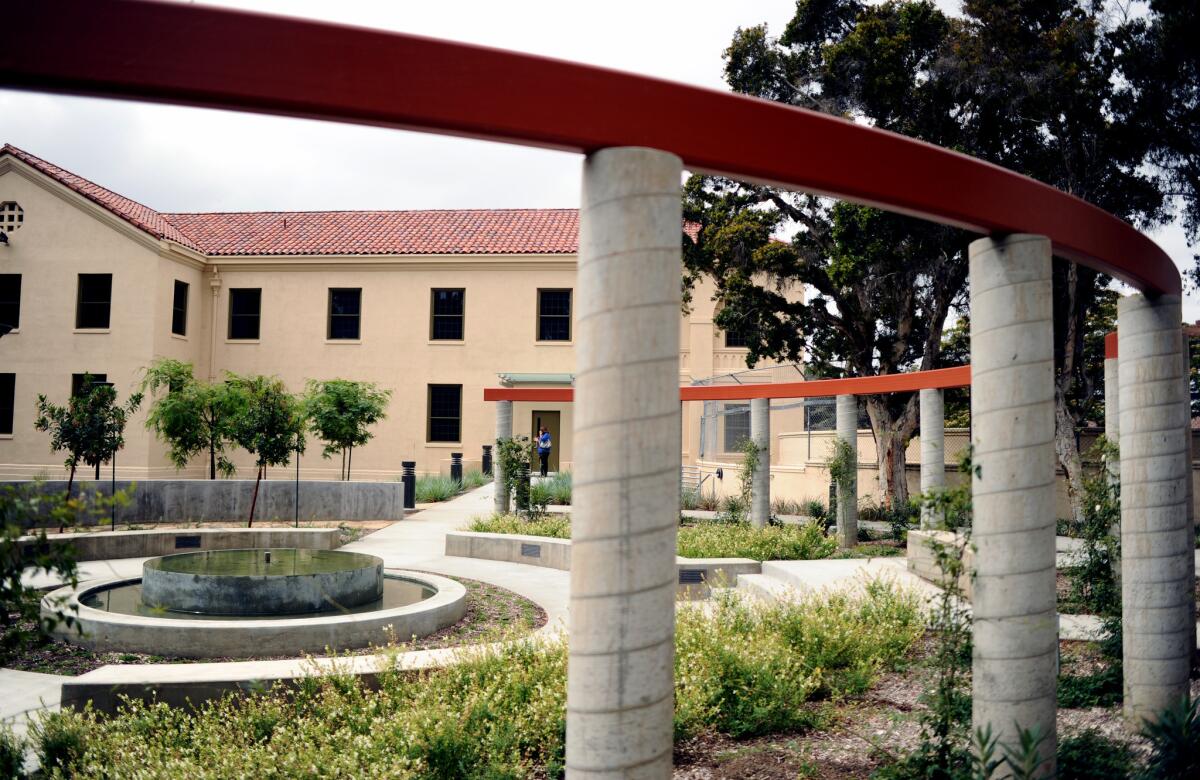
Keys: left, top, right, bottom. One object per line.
{"left": 0, "top": 0, "right": 1194, "bottom": 317}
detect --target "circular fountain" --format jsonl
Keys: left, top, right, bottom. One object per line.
{"left": 141, "top": 549, "right": 384, "bottom": 616}
{"left": 43, "top": 548, "right": 467, "bottom": 659}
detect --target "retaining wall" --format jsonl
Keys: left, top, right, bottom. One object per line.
{"left": 906, "top": 529, "right": 974, "bottom": 598}
{"left": 5, "top": 479, "right": 406, "bottom": 527}
{"left": 444, "top": 530, "right": 761, "bottom": 597}
{"left": 20, "top": 527, "right": 341, "bottom": 562}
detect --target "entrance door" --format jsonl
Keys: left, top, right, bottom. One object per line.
{"left": 531, "top": 410, "right": 561, "bottom": 473}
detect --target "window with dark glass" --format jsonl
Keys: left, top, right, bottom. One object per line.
{"left": 71, "top": 373, "right": 107, "bottom": 398}
{"left": 228, "top": 288, "right": 261, "bottom": 340}
{"left": 427, "top": 384, "right": 462, "bottom": 442}
{"left": 724, "top": 329, "right": 749, "bottom": 348}
{"left": 537, "top": 289, "right": 571, "bottom": 341}
{"left": 0, "top": 374, "right": 14, "bottom": 436}
{"left": 328, "top": 288, "right": 362, "bottom": 340}
{"left": 171, "top": 280, "right": 189, "bottom": 336}
{"left": 76, "top": 274, "right": 112, "bottom": 329}
{"left": 0, "top": 275, "right": 20, "bottom": 330}
{"left": 723, "top": 402, "right": 751, "bottom": 451}
{"left": 430, "top": 289, "right": 465, "bottom": 340}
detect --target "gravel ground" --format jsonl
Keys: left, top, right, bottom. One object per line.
{"left": 1, "top": 574, "right": 546, "bottom": 675}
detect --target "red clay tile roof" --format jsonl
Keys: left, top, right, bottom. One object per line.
{"left": 2, "top": 143, "right": 201, "bottom": 250}
{"left": 161, "top": 209, "right": 579, "bottom": 256}
{"left": 2, "top": 143, "right": 698, "bottom": 257}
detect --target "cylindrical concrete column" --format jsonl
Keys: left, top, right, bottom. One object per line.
{"left": 494, "top": 400, "right": 513, "bottom": 515}
{"left": 919, "top": 388, "right": 946, "bottom": 529}
{"left": 969, "top": 234, "right": 1057, "bottom": 776}
{"left": 750, "top": 397, "right": 770, "bottom": 528}
{"left": 835, "top": 394, "right": 858, "bottom": 549}
{"left": 1118, "top": 293, "right": 1191, "bottom": 726}
{"left": 1182, "top": 332, "right": 1197, "bottom": 672}
{"left": 566, "top": 147, "right": 682, "bottom": 779}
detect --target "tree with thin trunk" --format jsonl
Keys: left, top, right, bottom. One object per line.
{"left": 303, "top": 379, "right": 391, "bottom": 480}
{"left": 34, "top": 375, "right": 142, "bottom": 531}
{"left": 228, "top": 374, "right": 306, "bottom": 526}
{"left": 141, "top": 358, "right": 247, "bottom": 479}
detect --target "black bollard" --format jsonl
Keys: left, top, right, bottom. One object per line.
{"left": 402, "top": 461, "right": 416, "bottom": 510}
{"left": 450, "top": 452, "right": 463, "bottom": 485}
{"left": 482, "top": 445, "right": 493, "bottom": 476}
{"left": 515, "top": 460, "right": 531, "bottom": 511}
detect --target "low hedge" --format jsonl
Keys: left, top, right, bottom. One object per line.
{"left": 467, "top": 514, "right": 837, "bottom": 561}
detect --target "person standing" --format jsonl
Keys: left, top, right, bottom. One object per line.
{"left": 537, "top": 425, "right": 552, "bottom": 477}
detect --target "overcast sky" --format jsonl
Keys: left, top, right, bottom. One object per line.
{"left": 1, "top": 0, "right": 1195, "bottom": 317}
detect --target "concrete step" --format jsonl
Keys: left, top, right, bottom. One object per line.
{"left": 734, "top": 573, "right": 800, "bottom": 604}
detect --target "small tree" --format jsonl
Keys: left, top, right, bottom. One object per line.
{"left": 229, "top": 374, "right": 306, "bottom": 526}
{"left": 142, "top": 359, "right": 247, "bottom": 480}
{"left": 304, "top": 379, "right": 391, "bottom": 480}
{"left": 34, "top": 375, "right": 142, "bottom": 531}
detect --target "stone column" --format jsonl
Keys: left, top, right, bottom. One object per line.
{"left": 1105, "top": 333, "right": 1120, "bottom": 485}
{"left": 750, "top": 397, "right": 770, "bottom": 528}
{"left": 566, "top": 147, "right": 682, "bottom": 779}
{"left": 494, "top": 399, "right": 512, "bottom": 515}
{"left": 969, "top": 234, "right": 1056, "bottom": 775}
{"left": 835, "top": 394, "right": 858, "bottom": 549}
{"left": 1118, "top": 293, "right": 1190, "bottom": 726}
{"left": 1182, "top": 332, "right": 1197, "bottom": 672}
{"left": 919, "top": 388, "right": 945, "bottom": 529}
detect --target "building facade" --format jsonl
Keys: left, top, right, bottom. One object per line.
{"left": 0, "top": 144, "right": 761, "bottom": 481}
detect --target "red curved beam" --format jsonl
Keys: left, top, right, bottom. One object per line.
{"left": 484, "top": 365, "right": 971, "bottom": 403}
{"left": 0, "top": 0, "right": 1179, "bottom": 296}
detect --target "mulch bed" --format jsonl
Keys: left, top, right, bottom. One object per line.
{"left": 1, "top": 574, "right": 546, "bottom": 676}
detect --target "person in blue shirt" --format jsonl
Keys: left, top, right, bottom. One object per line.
{"left": 537, "top": 426, "right": 552, "bottom": 477}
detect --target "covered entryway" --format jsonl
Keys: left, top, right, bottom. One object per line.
{"left": 531, "top": 410, "right": 561, "bottom": 473}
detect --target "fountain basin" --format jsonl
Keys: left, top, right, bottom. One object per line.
{"left": 142, "top": 548, "right": 383, "bottom": 616}
{"left": 42, "top": 570, "right": 467, "bottom": 659}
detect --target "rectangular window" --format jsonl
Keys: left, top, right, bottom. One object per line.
{"left": 0, "top": 275, "right": 20, "bottom": 330}
{"left": 537, "top": 289, "right": 571, "bottom": 341}
{"left": 71, "top": 373, "right": 107, "bottom": 398}
{"left": 0, "top": 374, "right": 13, "bottom": 435}
{"left": 724, "top": 329, "right": 749, "bottom": 348}
{"left": 427, "top": 384, "right": 462, "bottom": 442}
{"left": 328, "top": 288, "right": 362, "bottom": 340}
{"left": 76, "top": 273, "right": 112, "bottom": 329}
{"left": 228, "top": 288, "right": 261, "bottom": 340}
{"left": 430, "top": 289, "right": 465, "bottom": 340}
{"left": 723, "top": 402, "right": 751, "bottom": 451}
{"left": 171, "top": 280, "right": 189, "bottom": 336}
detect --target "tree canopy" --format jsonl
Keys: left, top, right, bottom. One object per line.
{"left": 142, "top": 359, "right": 247, "bottom": 480}
{"left": 304, "top": 379, "right": 391, "bottom": 481}
{"left": 228, "top": 374, "right": 306, "bottom": 526}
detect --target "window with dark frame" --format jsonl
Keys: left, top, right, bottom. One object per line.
{"left": 427, "top": 384, "right": 462, "bottom": 442}
{"left": 430, "top": 289, "right": 465, "bottom": 340}
{"left": 724, "top": 329, "right": 749, "bottom": 348}
{"left": 228, "top": 288, "right": 262, "bottom": 340}
{"left": 537, "top": 289, "right": 571, "bottom": 341}
{"left": 171, "top": 280, "right": 189, "bottom": 336}
{"left": 75, "top": 274, "right": 112, "bottom": 329}
{"left": 71, "top": 373, "right": 107, "bottom": 399}
{"left": 722, "top": 402, "right": 751, "bottom": 452}
{"left": 328, "top": 288, "right": 362, "bottom": 340}
{"left": 0, "top": 274, "right": 20, "bottom": 330}
{"left": 0, "top": 374, "right": 13, "bottom": 436}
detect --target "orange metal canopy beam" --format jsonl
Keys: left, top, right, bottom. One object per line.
{"left": 0, "top": 0, "right": 1180, "bottom": 297}
{"left": 484, "top": 365, "right": 971, "bottom": 403}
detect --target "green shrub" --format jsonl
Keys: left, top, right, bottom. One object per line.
{"left": 468, "top": 513, "right": 571, "bottom": 539}
{"left": 0, "top": 724, "right": 24, "bottom": 779}
{"left": 676, "top": 520, "right": 836, "bottom": 561}
{"left": 769, "top": 497, "right": 806, "bottom": 516}
{"left": 33, "top": 709, "right": 91, "bottom": 776}
{"left": 43, "top": 584, "right": 923, "bottom": 778}
{"left": 529, "top": 471, "right": 571, "bottom": 508}
{"left": 1056, "top": 729, "right": 1134, "bottom": 780}
{"left": 1058, "top": 666, "right": 1122, "bottom": 709}
{"left": 1140, "top": 694, "right": 1200, "bottom": 780}
{"left": 414, "top": 475, "right": 460, "bottom": 503}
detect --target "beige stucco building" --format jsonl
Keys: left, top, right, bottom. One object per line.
{"left": 0, "top": 144, "right": 771, "bottom": 482}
